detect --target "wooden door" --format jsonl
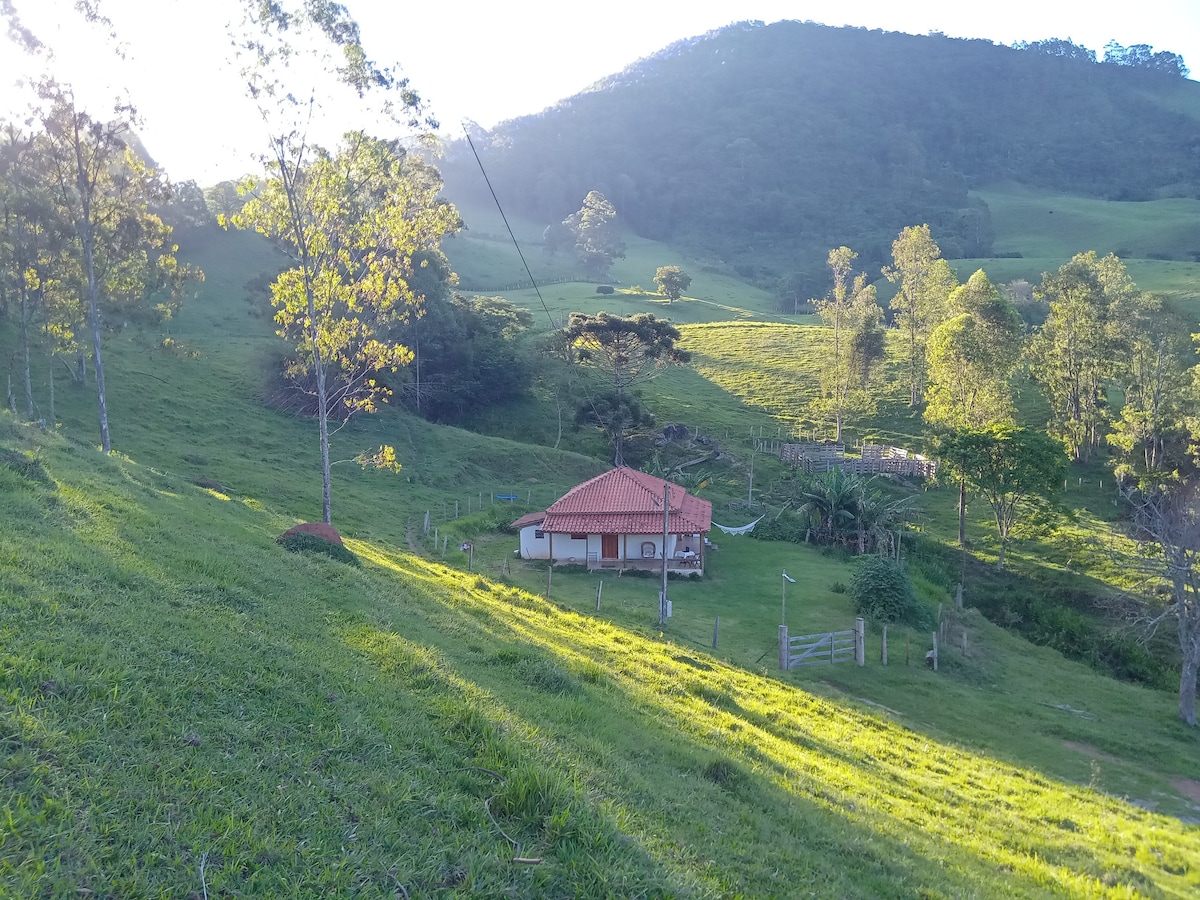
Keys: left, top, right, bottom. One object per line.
{"left": 601, "top": 534, "right": 619, "bottom": 559}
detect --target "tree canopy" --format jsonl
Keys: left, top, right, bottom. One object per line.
{"left": 653, "top": 265, "right": 692, "bottom": 302}
{"left": 939, "top": 426, "right": 1068, "bottom": 569}
{"left": 563, "top": 311, "right": 689, "bottom": 464}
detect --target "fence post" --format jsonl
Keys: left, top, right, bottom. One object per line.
{"left": 713, "top": 616, "right": 720, "bottom": 650}
{"left": 855, "top": 617, "right": 865, "bottom": 666}
{"left": 779, "top": 624, "right": 789, "bottom": 671}
{"left": 932, "top": 632, "right": 939, "bottom": 671}
{"left": 595, "top": 580, "right": 603, "bottom": 612}
{"left": 881, "top": 626, "right": 888, "bottom": 666}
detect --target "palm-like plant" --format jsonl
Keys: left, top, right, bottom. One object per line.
{"left": 796, "top": 469, "right": 919, "bottom": 554}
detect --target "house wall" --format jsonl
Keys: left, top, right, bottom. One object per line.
{"left": 518, "top": 529, "right": 596, "bottom": 562}
{"left": 518, "top": 529, "right": 706, "bottom": 563}
{"left": 518, "top": 525, "right": 547, "bottom": 559}
{"left": 551, "top": 534, "right": 590, "bottom": 563}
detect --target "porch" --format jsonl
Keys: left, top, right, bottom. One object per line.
{"left": 586, "top": 550, "right": 703, "bottom": 575}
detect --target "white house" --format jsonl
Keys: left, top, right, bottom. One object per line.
{"left": 513, "top": 467, "right": 713, "bottom": 575}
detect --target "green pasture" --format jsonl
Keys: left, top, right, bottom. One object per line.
{"left": 4, "top": 176, "right": 1200, "bottom": 895}
{"left": 3, "top": 416, "right": 1199, "bottom": 898}
{"left": 974, "top": 183, "right": 1200, "bottom": 263}
{"left": 445, "top": 197, "right": 787, "bottom": 320}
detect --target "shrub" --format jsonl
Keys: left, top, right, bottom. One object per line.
{"left": 276, "top": 531, "right": 360, "bottom": 566}
{"left": 850, "top": 557, "right": 925, "bottom": 626}
{"left": 595, "top": 284, "right": 614, "bottom": 294}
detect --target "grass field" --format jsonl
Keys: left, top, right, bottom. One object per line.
{"left": 3, "top": 418, "right": 1199, "bottom": 897}
{"left": 3, "top": 180, "right": 1200, "bottom": 896}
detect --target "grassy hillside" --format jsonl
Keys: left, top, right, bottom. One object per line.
{"left": 977, "top": 184, "right": 1200, "bottom": 263}
{"left": 4, "top": 175, "right": 1200, "bottom": 896}
{"left": 3, "top": 416, "right": 1200, "bottom": 898}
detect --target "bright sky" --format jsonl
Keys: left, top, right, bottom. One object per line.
{"left": 3, "top": 0, "right": 1198, "bottom": 185}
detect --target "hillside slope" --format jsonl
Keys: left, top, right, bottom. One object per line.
{"left": 3, "top": 416, "right": 1199, "bottom": 897}
{"left": 440, "top": 21, "right": 1200, "bottom": 293}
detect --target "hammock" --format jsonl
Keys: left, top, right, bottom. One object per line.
{"left": 711, "top": 515, "right": 765, "bottom": 535}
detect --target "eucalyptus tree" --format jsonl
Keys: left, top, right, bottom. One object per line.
{"left": 925, "top": 270, "right": 1024, "bottom": 429}
{"left": 563, "top": 191, "right": 625, "bottom": 278}
{"left": 925, "top": 271, "right": 1025, "bottom": 546}
{"left": 812, "top": 247, "right": 883, "bottom": 441}
{"left": 883, "top": 225, "right": 957, "bottom": 406}
{"left": 1029, "top": 252, "right": 1150, "bottom": 461}
{"left": 35, "top": 83, "right": 179, "bottom": 452}
{"left": 0, "top": 122, "right": 57, "bottom": 418}
{"left": 1108, "top": 306, "right": 1193, "bottom": 474}
{"left": 230, "top": 0, "right": 456, "bottom": 524}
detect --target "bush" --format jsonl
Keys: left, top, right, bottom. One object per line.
{"left": 276, "top": 531, "right": 360, "bottom": 566}
{"left": 595, "top": 284, "right": 614, "bottom": 294}
{"left": 850, "top": 557, "right": 926, "bottom": 626}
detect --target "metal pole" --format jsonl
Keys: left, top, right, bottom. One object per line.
{"left": 660, "top": 482, "right": 670, "bottom": 624}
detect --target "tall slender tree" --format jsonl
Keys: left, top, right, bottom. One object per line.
{"left": 1029, "top": 252, "right": 1150, "bottom": 461}
{"left": 883, "top": 225, "right": 956, "bottom": 406}
{"left": 812, "top": 247, "right": 882, "bottom": 441}
{"left": 36, "top": 84, "right": 178, "bottom": 452}
{"left": 230, "top": 0, "right": 452, "bottom": 525}
{"left": 563, "top": 191, "right": 625, "bottom": 279}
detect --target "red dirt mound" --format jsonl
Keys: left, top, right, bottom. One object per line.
{"left": 281, "top": 522, "right": 344, "bottom": 546}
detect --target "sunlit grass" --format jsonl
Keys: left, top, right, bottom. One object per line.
{"left": 355, "top": 540, "right": 1200, "bottom": 897}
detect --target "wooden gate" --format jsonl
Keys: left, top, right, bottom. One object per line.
{"left": 779, "top": 619, "right": 865, "bottom": 670}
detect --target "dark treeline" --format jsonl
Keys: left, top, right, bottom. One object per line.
{"left": 441, "top": 21, "right": 1199, "bottom": 296}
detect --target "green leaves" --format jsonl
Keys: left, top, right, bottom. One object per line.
{"left": 230, "top": 130, "right": 459, "bottom": 520}
{"left": 939, "top": 426, "right": 1068, "bottom": 568}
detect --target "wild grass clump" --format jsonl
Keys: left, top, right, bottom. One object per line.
{"left": 0, "top": 448, "right": 52, "bottom": 484}
{"left": 519, "top": 658, "right": 579, "bottom": 695}
{"left": 701, "top": 757, "right": 743, "bottom": 788}
{"left": 276, "top": 531, "right": 360, "bottom": 565}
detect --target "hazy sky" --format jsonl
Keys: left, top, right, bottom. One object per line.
{"left": 3, "top": 0, "right": 1198, "bottom": 184}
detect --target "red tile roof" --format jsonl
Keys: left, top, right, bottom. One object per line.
{"left": 538, "top": 467, "right": 712, "bottom": 535}
{"left": 510, "top": 511, "right": 546, "bottom": 529}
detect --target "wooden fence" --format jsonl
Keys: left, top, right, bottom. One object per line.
{"left": 779, "top": 618, "right": 865, "bottom": 670}
{"left": 779, "top": 442, "right": 938, "bottom": 478}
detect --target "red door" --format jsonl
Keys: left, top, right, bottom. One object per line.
{"left": 601, "top": 534, "right": 619, "bottom": 559}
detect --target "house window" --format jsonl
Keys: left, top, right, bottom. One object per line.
{"left": 534, "top": 530, "right": 545, "bottom": 539}
{"left": 570, "top": 533, "right": 587, "bottom": 541}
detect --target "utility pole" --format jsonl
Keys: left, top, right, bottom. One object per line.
{"left": 660, "top": 482, "right": 670, "bottom": 624}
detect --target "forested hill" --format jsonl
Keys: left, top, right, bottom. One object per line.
{"left": 439, "top": 20, "right": 1200, "bottom": 294}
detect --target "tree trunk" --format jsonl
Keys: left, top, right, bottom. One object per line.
{"left": 958, "top": 477, "right": 967, "bottom": 547}
{"left": 1180, "top": 616, "right": 1200, "bottom": 726}
{"left": 20, "top": 287, "right": 34, "bottom": 417}
{"left": 84, "top": 225, "right": 111, "bottom": 453}
{"left": 1180, "top": 650, "right": 1198, "bottom": 727}
{"left": 315, "top": 347, "right": 332, "bottom": 524}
